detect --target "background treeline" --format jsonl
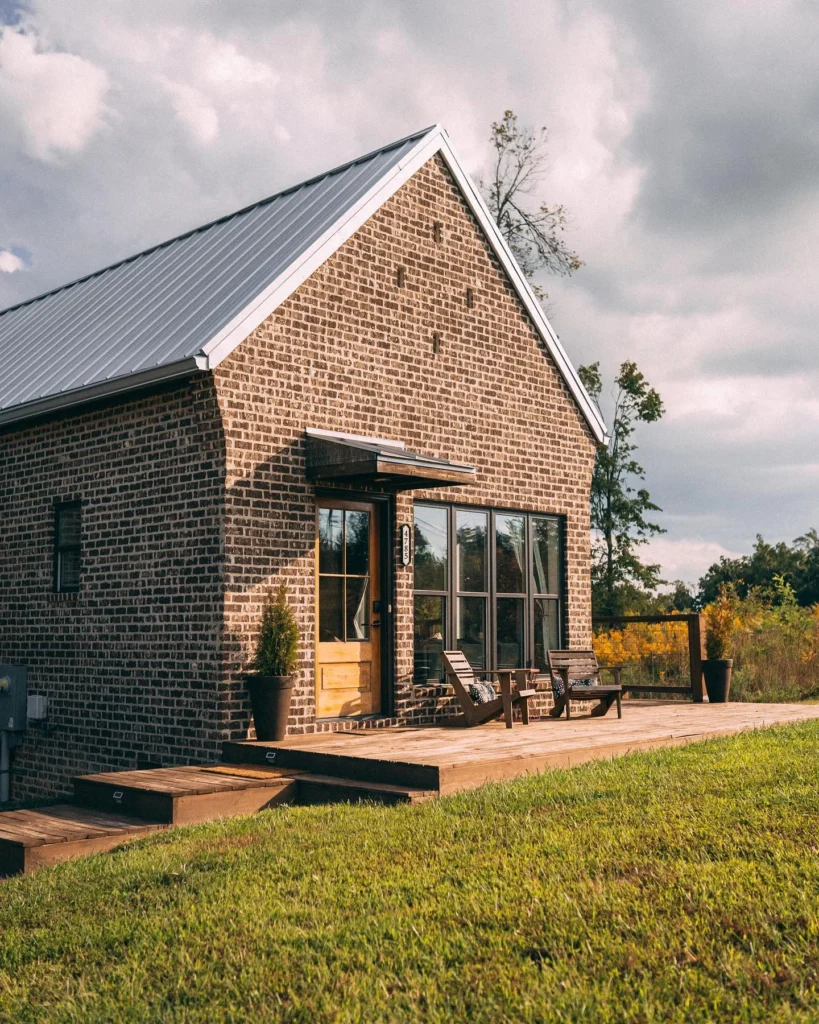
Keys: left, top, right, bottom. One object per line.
{"left": 609, "top": 530, "right": 819, "bottom": 615}
{"left": 696, "top": 530, "right": 819, "bottom": 607}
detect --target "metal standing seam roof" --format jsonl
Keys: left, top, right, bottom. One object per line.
{"left": 0, "top": 127, "right": 432, "bottom": 421}
{"left": 0, "top": 124, "right": 608, "bottom": 442}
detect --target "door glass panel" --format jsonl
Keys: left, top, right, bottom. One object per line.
{"left": 497, "top": 597, "right": 525, "bottom": 668}
{"left": 318, "top": 508, "right": 343, "bottom": 575}
{"left": 319, "top": 576, "right": 344, "bottom": 641}
{"left": 457, "top": 596, "right": 486, "bottom": 669}
{"left": 413, "top": 595, "right": 446, "bottom": 683}
{"left": 414, "top": 505, "right": 448, "bottom": 591}
{"left": 457, "top": 510, "right": 487, "bottom": 592}
{"left": 346, "top": 577, "right": 370, "bottom": 640}
{"left": 533, "top": 517, "right": 560, "bottom": 595}
{"left": 534, "top": 598, "right": 559, "bottom": 672}
{"left": 345, "top": 510, "right": 370, "bottom": 576}
{"left": 496, "top": 514, "right": 525, "bottom": 594}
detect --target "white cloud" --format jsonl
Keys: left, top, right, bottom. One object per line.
{"left": 157, "top": 76, "right": 219, "bottom": 146}
{"left": 0, "top": 249, "right": 25, "bottom": 273}
{"left": 0, "top": 0, "right": 817, "bottom": 566}
{"left": 644, "top": 537, "right": 740, "bottom": 587}
{"left": 0, "top": 27, "right": 109, "bottom": 162}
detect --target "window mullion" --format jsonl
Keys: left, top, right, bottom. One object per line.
{"left": 489, "top": 509, "right": 496, "bottom": 673}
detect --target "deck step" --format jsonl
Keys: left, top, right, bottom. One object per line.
{"left": 0, "top": 804, "right": 168, "bottom": 877}
{"left": 295, "top": 773, "right": 435, "bottom": 806}
{"left": 73, "top": 765, "right": 300, "bottom": 825}
{"left": 222, "top": 740, "right": 441, "bottom": 791}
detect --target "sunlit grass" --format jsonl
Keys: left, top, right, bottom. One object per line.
{"left": 2, "top": 723, "right": 819, "bottom": 1022}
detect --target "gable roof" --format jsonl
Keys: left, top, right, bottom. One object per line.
{"left": 0, "top": 125, "right": 607, "bottom": 442}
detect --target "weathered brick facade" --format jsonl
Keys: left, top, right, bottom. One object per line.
{"left": 0, "top": 379, "right": 227, "bottom": 799}
{"left": 0, "top": 154, "right": 596, "bottom": 799}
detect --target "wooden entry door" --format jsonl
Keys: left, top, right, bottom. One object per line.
{"left": 316, "top": 499, "right": 382, "bottom": 718}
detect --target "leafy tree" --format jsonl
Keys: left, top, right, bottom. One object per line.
{"left": 482, "top": 110, "right": 582, "bottom": 301}
{"left": 697, "top": 530, "right": 819, "bottom": 607}
{"left": 578, "top": 361, "right": 665, "bottom": 615}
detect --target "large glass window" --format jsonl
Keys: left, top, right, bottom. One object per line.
{"left": 495, "top": 514, "right": 526, "bottom": 668}
{"left": 456, "top": 509, "right": 488, "bottom": 669}
{"left": 532, "top": 516, "right": 561, "bottom": 671}
{"left": 412, "top": 504, "right": 563, "bottom": 682}
{"left": 413, "top": 507, "right": 449, "bottom": 683}
{"left": 414, "top": 506, "right": 448, "bottom": 591}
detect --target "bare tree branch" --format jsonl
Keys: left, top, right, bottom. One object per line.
{"left": 481, "top": 110, "right": 583, "bottom": 302}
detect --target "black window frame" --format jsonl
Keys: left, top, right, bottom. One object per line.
{"left": 412, "top": 501, "right": 564, "bottom": 684}
{"left": 54, "top": 500, "right": 82, "bottom": 594}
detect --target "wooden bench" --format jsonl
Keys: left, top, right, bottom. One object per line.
{"left": 442, "top": 651, "right": 537, "bottom": 728}
{"left": 546, "top": 649, "right": 623, "bottom": 720}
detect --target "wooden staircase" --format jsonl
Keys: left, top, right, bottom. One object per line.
{"left": 73, "top": 765, "right": 301, "bottom": 825}
{"left": 0, "top": 751, "right": 436, "bottom": 877}
{"left": 0, "top": 805, "right": 168, "bottom": 878}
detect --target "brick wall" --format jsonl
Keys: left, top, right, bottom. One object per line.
{"left": 214, "top": 154, "right": 597, "bottom": 733}
{"left": 0, "top": 379, "right": 228, "bottom": 800}
{"left": 0, "top": 153, "right": 597, "bottom": 799}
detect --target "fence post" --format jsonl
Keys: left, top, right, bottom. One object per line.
{"left": 688, "top": 614, "right": 705, "bottom": 702}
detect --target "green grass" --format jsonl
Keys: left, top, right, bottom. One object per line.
{"left": 3, "top": 725, "right": 819, "bottom": 1023}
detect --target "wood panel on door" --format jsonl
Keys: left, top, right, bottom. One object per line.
{"left": 316, "top": 499, "right": 381, "bottom": 718}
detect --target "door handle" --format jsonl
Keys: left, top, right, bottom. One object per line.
{"left": 371, "top": 621, "right": 381, "bottom": 628}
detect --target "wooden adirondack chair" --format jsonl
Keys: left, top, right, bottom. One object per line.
{"left": 546, "top": 649, "right": 623, "bottom": 720}
{"left": 442, "top": 650, "right": 537, "bottom": 728}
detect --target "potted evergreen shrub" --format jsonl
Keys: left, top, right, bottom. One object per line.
{"left": 702, "top": 585, "right": 734, "bottom": 703}
{"left": 245, "top": 582, "right": 300, "bottom": 741}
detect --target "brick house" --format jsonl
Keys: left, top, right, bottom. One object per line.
{"left": 0, "top": 125, "right": 606, "bottom": 800}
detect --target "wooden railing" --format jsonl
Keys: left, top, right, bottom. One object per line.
{"left": 592, "top": 613, "right": 706, "bottom": 702}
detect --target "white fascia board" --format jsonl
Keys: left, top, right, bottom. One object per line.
{"left": 202, "top": 124, "right": 608, "bottom": 445}
{"left": 202, "top": 126, "right": 446, "bottom": 370}
{"left": 0, "top": 355, "right": 206, "bottom": 428}
{"left": 433, "top": 132, "right": 608, "bottom": 445}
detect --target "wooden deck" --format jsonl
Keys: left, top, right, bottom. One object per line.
{"left": 5, "top": 700, "right": 819, "bottom": 878}
{"left": 225, "top": 700, "right": 819, "bottom": 795}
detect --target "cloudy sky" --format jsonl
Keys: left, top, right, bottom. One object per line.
{"left": 1, "top": 0, "right": 816, "bottom": 586}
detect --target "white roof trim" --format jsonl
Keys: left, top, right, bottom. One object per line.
{"left": 0, "top": 126, "right": 606, "bottom": 441}
{"left": 203, "top": 125, "right": 607, "bottom": 444}
{"left": 434, "top": 133, "right": 608, "bottom": 445}
{"left": 200, "top": 129, "right": 445, "bottom": 369}
{"left": 0, "top": 356, "right": 206, "bottom": 428}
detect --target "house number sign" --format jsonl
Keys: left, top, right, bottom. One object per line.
{"left": 401, "top": 523, "right": 412, "bottom": 566}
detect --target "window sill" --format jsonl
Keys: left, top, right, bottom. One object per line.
{"left": 48, "top": 592, "right": 81, "bottom": 604}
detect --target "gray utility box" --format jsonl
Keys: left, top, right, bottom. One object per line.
{"left": 0, "top": 666, "right": 27, "bottom": 732}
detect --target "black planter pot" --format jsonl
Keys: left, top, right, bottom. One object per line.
{"left": 702, "top": 659, "right": 733, "bottom": 703}
{"left": 245, "top": 674, "right": 294, "bottom": 741}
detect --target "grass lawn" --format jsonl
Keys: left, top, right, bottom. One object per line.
{"left": 3, "top": 725, "right": 819, "bottom": 1022}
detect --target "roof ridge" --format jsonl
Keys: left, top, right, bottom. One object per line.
{"left": 0, "top": 124, "right": 439, "bottom": 320}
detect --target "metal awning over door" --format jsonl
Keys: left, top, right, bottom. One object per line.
{"left": 305, "top": 429, "right": 475, "bottom": 490}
